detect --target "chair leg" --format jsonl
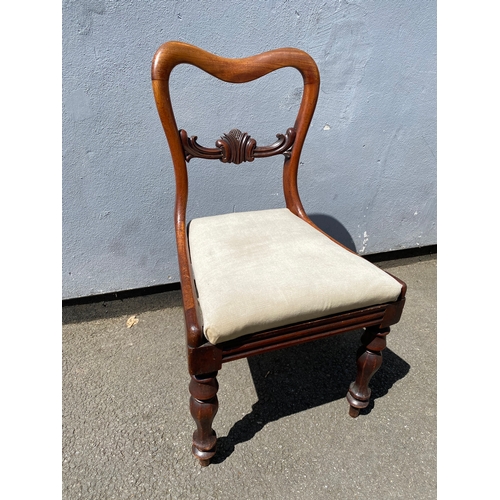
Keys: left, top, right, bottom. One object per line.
{"left": 189, "top": 372, "right": 219, "bottom": 466}
{"left": 346, "top": 326, "right": 390, "bottom": 418}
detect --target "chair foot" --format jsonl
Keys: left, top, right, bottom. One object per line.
{"left": 189, "top": 373, "right": 219, "bottom": 466}
{"left": 348, "top": 403, "right": 361, "bottom": 418}
{"left": 346, "top": 327, "right": 390, "bottom": 417}
{"left": 192, "top": 445, "right": 215, "bottom": 467}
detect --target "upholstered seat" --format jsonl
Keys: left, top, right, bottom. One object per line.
{"left": 189, "top": 208, "right": 402, "bottom": 344}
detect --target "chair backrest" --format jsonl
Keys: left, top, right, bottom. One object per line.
{"left": 151, "top": 41, "right": 320, "bottom": 227}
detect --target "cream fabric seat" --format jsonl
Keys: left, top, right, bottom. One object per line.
{"left": 188, "top": 208, "right": 402, "bottom": 344}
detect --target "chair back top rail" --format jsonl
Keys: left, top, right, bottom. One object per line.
{"left": 151, "top": 41, "right": 320, "bottom": 221}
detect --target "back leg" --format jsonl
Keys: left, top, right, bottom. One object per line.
{"left": 346, "top": 326, "right": 389, "bottom": 417}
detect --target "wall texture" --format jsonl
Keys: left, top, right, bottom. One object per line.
{"left": 62, "top": 0, "right": 436, "bottom": 299}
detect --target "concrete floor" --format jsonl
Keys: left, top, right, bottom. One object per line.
{"left": 62, "top": 253, "right": 436, "bottom": 499}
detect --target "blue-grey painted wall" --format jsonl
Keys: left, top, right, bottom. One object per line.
{"left": 62, "top": 0, "right": 436, "bottom": 300}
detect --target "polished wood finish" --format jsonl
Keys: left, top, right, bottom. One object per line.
{"left": 180, "top": 127, "right": 296, "bottom": 163}
{"left": 151, "top": 41, "right": 407, "bottom": 466}
{"left": 189, "top": 373, "right": 219, "bottom": 466}
{"left": 151, "top": 41, "right": 321, "bottom": 353}
{"left": 346, "top": 326, "right": 390, "bottom": 417}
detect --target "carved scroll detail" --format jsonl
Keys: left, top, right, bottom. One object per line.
{"left": 216, "top": 129, "right": 256, "bottom": 164}
{"left": 179, "top": 127, "right": 296, "bottom": 164}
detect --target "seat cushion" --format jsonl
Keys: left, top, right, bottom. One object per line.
{"left": 188, "top": 208, "right": 402, "bottom": 344}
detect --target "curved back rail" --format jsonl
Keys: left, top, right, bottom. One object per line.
{"left": 151, "top": 41, "right": 320, "bottom": 219}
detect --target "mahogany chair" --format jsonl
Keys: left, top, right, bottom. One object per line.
{"left": 151, "top": 41, "right": 406, "bottom": 466}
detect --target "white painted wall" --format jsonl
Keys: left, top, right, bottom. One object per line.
{"left": 63, "top": 0, "right": 436, "bottom": 299}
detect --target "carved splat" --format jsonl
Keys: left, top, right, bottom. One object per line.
{"left": 216, "top": 129, "right": 256, "bottom": 164}
{"left": 179, "top": 127, "right": 296, "bottom": 164}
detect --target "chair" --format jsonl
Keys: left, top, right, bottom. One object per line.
{"left": 151, "top": 41, "right": 407, "bottom": 467}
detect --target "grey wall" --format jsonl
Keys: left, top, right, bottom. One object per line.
{"left": 63, "top": 0, "right": 436, "bottom": 300}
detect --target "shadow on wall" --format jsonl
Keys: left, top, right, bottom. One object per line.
{"left": 308, "top": 213, "right": 357, "bottom": 252}
{"left": 212, "top": 330, "right": 410, "bottom": 464}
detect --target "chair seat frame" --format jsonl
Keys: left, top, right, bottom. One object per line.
{"left": 152, "top": 41, "right": 407, "bottom": 466}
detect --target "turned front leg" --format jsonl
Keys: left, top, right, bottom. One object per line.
{"left": 189, "top": 372, "right": 218, "bottom": 466}
{"left": 347, "top": 327, "right": 389, "bottom": 417}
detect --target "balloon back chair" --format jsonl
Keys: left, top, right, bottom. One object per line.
{"left": 151, "top": 41, "right": 406, "bottom": 466}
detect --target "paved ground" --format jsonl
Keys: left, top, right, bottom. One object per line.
{"left": 62, "top": 253, "right": 436, "bottom": 499}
